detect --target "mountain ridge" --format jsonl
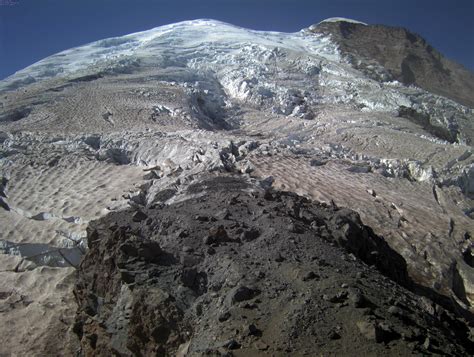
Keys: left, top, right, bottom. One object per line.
{"left": 310, "top": 19, "right": 474, "bottom": 108}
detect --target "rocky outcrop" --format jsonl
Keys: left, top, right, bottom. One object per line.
{"left": 310, "top": 20, "right": 474, "bottom": 108}
{"left": 73, "top": 176, "right": 473, "bottom": 356}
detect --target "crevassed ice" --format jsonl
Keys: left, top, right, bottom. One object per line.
{"left": 0, "top": 18, "right": 471, "bottom": 126}
{"left": 0, "top": 19, "right": 340, "bottom": 88}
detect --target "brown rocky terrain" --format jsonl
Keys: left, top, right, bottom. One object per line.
{"left": 73, "top": 175, "right": 473, "bottom": 356}
{"left": 311, "top": 21, "right": 474, "bottom": 109}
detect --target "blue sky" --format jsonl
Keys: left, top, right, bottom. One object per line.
{"left": 0, "top": 0, "right": 473, "bottom": 80}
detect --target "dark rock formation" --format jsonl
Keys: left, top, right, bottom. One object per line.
{"left": 73, "top": 175, "right": 473, "bottom": 356}
{"left": 311, "top": 21, "right": 474, "bottom": 108}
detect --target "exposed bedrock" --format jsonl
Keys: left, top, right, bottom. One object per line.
{"left": 310, "top": 20, "right": 474, "bottom": 109}
{"left": 73, "top": 175, "right": 473, "bottom": 356}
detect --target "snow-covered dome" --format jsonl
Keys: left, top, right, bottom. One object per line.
{"left": 318, "top": 17, "right": 367, "bottom": 25}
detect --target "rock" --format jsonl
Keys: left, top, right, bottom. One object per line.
{"left": 348, "top": 289, "right": 367, "bottom": 308}
{"left": 247, "top": 324, "right": 262, "bottom": 336}
{"left": 204, "top": 225, "right": 231, "bottom": 245}
{"left": 0, "top": 132, "right": 11, "bottom": 144}
{"left": 31, "top": 212, "right": 53, "bottom": 221}
{"left": 180, "top": 268, "right": 207, "bottom": 294}
{"left": 328, "top": 330, "right": 341, "bottom": 340}
{"left": 119, "top": 269, "right": 136, "bottom": 283}
{"left": 238, "top": 161, "right": 255, "bottom": 174}
{"left": 356, "top": 321, "right": 377, "bottom": 342}
{"left": 182, "top": 246, "right": 193, "bottom": 253}
{"left": 263, "top": 190, "right": 275, "bottom": 200}
{"left": 0, "top": 197, "right": 10, "bottom": 211}
{"left": 218, "top": 311, "right": 231, "bottom": 322}
{"left": 253, "top": 341, "right": 269, "bottom": 351}
{"left": 132, "top": 210, "right": 147, "bottom": 222}
{"left": 221, "top": 339, "right": 241, "bottom": 350}
{"left": 241, "top": 302, "right": 258, "bottom": 309}
{"left": 423, "top": 337, "right": 432, "bottom": 350}
{"left": 215, "top": 208, "right": 231, "bottom": 220}
{"left": 401, "top": 328, "right": 422, "bottom": 341}
{"left": 177, "top": 229, "right": 189, "bottom": 238}
{"left": 323, "top": 291, "right": 348, "bottom": 303}
{"left": 348, "top": 164, "right": 371, "bottom": 173}
{"left": 227, "top": 286, "right": 260, "bottom": 305}
{"left": 195, "top": 303, "right": 203, "bottom": 316}
{"left": 288, "top": 222, "right": 305, "bottom": 234}
{"left": 367, "top": 189, "right": 377, "bottom": 197}
{"left": 119, "top": 237, "right": 162, "bottom": 262}
{"left": 310, "top": 159, "right": 326, "bottom": 167}
{"left": 260, "top": 176, "right": 274, "bottom": 189}
{"left": 419, "top": 296, "right": 436, "bottom": 316}
{"left": 302, "top": 271, "right": 318, "bottom": 281}
{"left": 240, "top": 228, "right": 261, "bottom": 242}
{"left": 312, "top": 20, "right": 474, "bottom": 108}
{"left": 176, "top": 341, "right": 191, "bottom": 357}
{"left": 180, "top": 253, "right": 200, "bottom": 267}
{"left": 70, "top": 176, "right": 473, "bottom": 356}
{"left": 356, "top": 321, "right": 398, "bottom": 343}
{"left": 377, "top": 322, "right": 398, "bottom": 343}
{"left": 195, "top": 215, "right": 209, "bottom": 222}
{"left": 388, "top": 305, "right": 405, "bottom": 317}
{"left": 318, "top": 258, "right": 330, "bottom": 267}
{"left": 274, "top": 253, "right": 285, "bottom": 262}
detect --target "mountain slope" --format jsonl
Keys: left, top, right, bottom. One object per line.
{"left": 0, "top": 18, "right": 473, "bottom": 355}
{"left": 311, "top": 20, "right": 474, "bottom": 108}
{"left": 73, "top": 175, "right": 473, "bottom": 356}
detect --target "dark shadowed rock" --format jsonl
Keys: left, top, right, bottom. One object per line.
{"left": 119, "top": 236, "right": 162, "bottom": 262}
{"left": 204, "top": 225, "right": 233, "bottom": 245}
{"left": 132, "top": 210, "right": 148, "bottom": 222}
{"left": 72, "top": 176, "right": 473, "bottom": 356}
{"left": 227, "top": 286, "right": 260, "bottom": 305}
{"left": 218, "top": 311, "right": 231, "bottom": 322}
{"left": 240, "top": 227, "right": 261, "bottom": 242}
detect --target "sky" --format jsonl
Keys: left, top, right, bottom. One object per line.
{"left": 0, "top": 0, "right": 473, "bottom": 80}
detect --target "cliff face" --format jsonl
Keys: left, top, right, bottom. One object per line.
{"left": 311, "top": 21, "right": 474, "bottom": 108}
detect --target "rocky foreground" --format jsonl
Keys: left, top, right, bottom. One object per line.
{"left": 72, "top": 175, "right": 473, "bottom": 356}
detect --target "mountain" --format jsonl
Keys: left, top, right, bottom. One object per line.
{"left": 312, "top": 18, "right": 474, "bottom": 109}
{"left": 0, "top": 18, "right": 473, "bottom": 356}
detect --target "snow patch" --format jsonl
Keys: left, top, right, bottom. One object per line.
{"left": 317, "top": 17, "right": 368, "bottom": 26}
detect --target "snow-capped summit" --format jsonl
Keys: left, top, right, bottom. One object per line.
{"left": 1, "top": 18, "right": 472, "bottom": 141}
{"left": 0, "top": 19, "right": 340, "bottom": 92}
{"left": 317, "top": 17, "right": 368, "bottom": 25}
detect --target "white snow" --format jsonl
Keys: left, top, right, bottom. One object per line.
{"left": 0, "top": 18, "right": 470, "bottom": 126}
{"left": 317, "top": 17, "right": 368, "bottom": 25}
{"left": 0, "top": 19, "right": 340, "bottom": 89}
